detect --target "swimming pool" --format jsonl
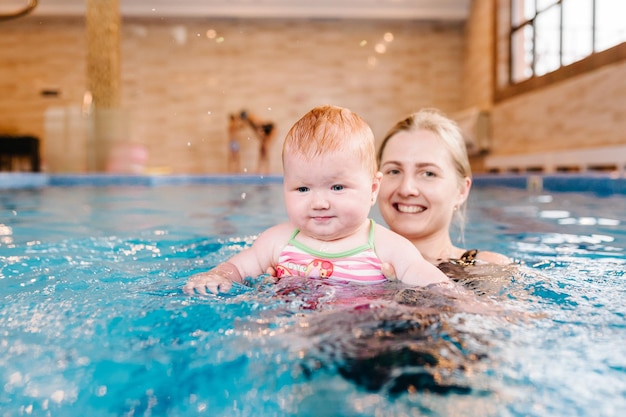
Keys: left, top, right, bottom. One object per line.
{"left": 1, "top": 174, "right": 625, "bottom": 416}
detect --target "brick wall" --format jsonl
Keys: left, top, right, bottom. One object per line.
{"left": 3, "top": 3, "right": 623, "bottom": 175}
{"left": 0, "top": 16, "right": 464, "bottom": 174}
{"left": 491, "top": 61, "right": 626, "bottom": 156}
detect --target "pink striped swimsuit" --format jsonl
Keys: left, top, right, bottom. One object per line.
{"left": 275, "top": 219, "right": 386, "bottom": 284}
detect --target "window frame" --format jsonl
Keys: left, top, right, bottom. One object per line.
{"left": 494, "top": 0, "right": 626, "bottom": 102}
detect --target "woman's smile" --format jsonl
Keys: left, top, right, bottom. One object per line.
{"left": 395, "top": 203, "right": 425, "bottom": 214}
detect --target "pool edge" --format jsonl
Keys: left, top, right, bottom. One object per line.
{"left": 473, "top": 173, "right": 626, "bottom": 195}
{"left": 1, "top": 172, "right": 625, "bottom": 195}
{"left": 0, "top": 173, "right": 283, "bottom": 188}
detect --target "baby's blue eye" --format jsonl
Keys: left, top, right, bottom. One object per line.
{"left": 331, "top": 185, "right": 344, "bottom": 191}
{"left": 297, "top": 187, "right": 309, "bottom": 192}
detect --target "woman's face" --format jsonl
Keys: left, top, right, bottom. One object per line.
{"left": 377, "top": 129, "right": 470, "bottom": 242}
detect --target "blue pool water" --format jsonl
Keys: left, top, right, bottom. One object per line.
{"left": 1, "top": 176, "right": 625, "bottom": 416}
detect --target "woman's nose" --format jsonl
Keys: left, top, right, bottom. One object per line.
{"left": 398, "top": 176, "right": 420, "bottom": 196}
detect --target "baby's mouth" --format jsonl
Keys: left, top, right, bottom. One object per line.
{"left": 395, "top": 203, "right": 425, "bottom": 214}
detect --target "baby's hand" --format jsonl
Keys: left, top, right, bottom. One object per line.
{"left": 183, "top": 262, "right": 242, "bottom": 296}
{"left": 183, "top": 272, "right": 233, "bottom": 295}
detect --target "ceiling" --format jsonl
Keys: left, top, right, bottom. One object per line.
{"left": 2, "top": 0, "right": 471, "bottom": 21}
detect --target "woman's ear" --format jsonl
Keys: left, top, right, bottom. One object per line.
{"left": 371, "top": 171, "right": 383, "bottom": 205}
{"left": 457, "top": 176, "right": 472, "bottom": 207}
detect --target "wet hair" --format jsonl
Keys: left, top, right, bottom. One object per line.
{"left": 376, "top": 108, "right": 471, "bottom": 241}
{"left": 282, "top": 105, "right": 377, "bottom": 176}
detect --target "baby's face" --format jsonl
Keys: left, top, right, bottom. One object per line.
{"left": 282, "top": 148, "right": 379, "bottom": 242}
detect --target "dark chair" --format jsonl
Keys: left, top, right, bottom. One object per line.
{"left": 0, "top": 135, "right": 41, "bottom": 172}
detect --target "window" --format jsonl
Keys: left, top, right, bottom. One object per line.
{"left": 496, "top": 0, "right": 626, "bottom": 100}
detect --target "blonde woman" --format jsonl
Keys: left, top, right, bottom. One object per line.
{"left": 376, "top": 108, "right": 511, "bottom": 278}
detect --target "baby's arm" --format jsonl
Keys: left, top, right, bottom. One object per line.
{"left": 183, "top": 223, "right": 292, "bottom": 295}
{"left": 374, "top": 225, "right": 450, "bottom": 286}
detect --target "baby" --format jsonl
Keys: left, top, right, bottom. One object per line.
{"left": 183, "top": 105, "right": 449, "bottom": 295}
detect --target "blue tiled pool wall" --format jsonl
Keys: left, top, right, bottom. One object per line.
{"left": 1, "top": 173, "right": 625, "bottom": 195}
{"left": 0, "top": 173, "right": 284, "bottom": 188}
{"left": 472, "top": 174, "right": 626, "bottom": 196}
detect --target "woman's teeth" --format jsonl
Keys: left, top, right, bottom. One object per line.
{"left": 396, "top": 204, "right": 424, "bottom": 213}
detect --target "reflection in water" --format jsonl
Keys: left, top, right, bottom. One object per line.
{"left": 239, "top": 273, "right": 525, "bottom": 398}
{"left": 2, "top": 185, "right": 625, "bottom": 415}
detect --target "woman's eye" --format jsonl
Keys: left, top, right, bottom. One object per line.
{"left": 423, "top": 171, "right": 436, "bottom": 178}
{"left": 385, "top": 169, "right": 400, "bottom": 176}
{"left": 331, "top": 185, "right": 344, "bottom": 191}
{"left": 296, "top": 187, "right": 309, "bottom": 192}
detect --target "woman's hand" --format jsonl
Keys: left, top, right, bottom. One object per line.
{"left": 381, "top": 262, "right": 398, "bottom": 281}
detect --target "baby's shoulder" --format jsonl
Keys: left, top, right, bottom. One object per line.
{"left": 373, "top": 222, "right": 405, "bottom": 239}
{"left": 255, "top": 222, "right": 296, "bottom": 244}
{"left": 372, "top": 222, "right": 415, "bottom": 251}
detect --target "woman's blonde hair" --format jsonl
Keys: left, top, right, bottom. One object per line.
{"left": 283, "top": 105, "right": 377, "bottom": 176}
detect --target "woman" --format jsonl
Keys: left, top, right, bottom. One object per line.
{"left": 240, "top": 110, "right": 277, "bottom": 175}
{"left": 376, "top": 108, "right": 510, "bottom": 272}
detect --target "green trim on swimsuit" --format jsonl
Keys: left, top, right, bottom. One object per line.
{"left": 288, "top": 219, "right": 376, "bottom": 259}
